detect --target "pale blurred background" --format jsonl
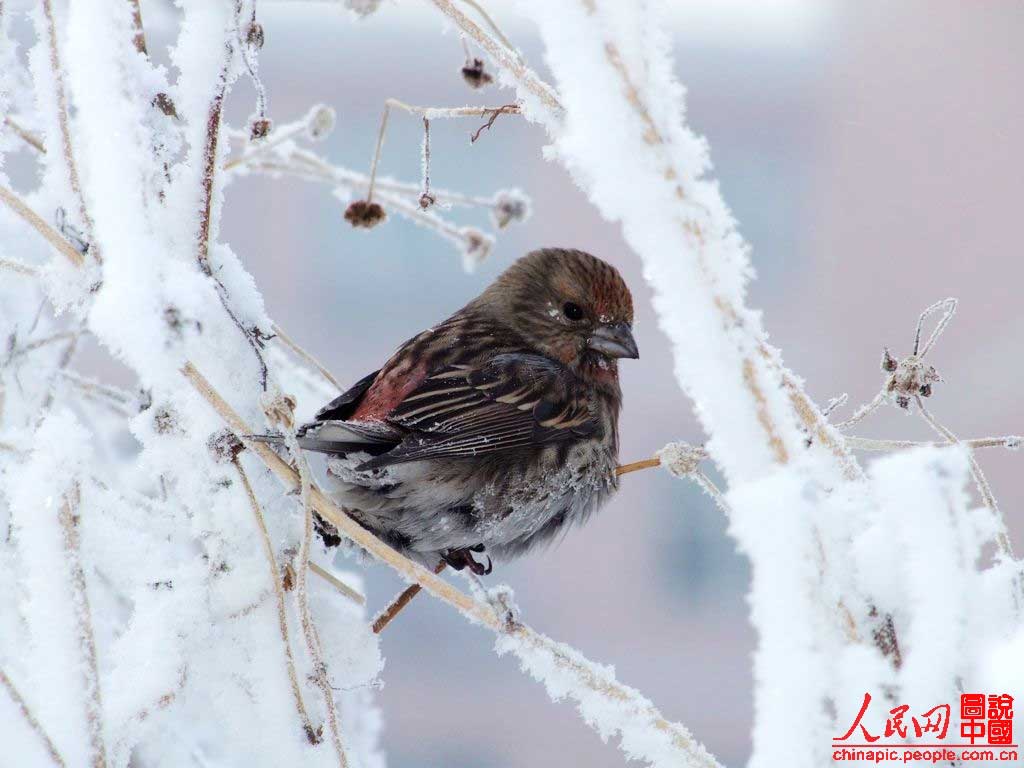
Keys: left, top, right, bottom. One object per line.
{"left": 57, "top": 1, "right": 1024, "bottom": 765}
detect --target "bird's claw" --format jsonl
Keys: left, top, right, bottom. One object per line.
{"left": 442, "top": 546, "right": 492, "bottom": 576}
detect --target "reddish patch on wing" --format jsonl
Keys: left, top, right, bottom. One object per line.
{"left": 350, "top": 361, "right": 428, "bottom": 421}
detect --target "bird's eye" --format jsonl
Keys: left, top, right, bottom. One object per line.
{"left": 562, "top": 302, "right": 584, "bottom": 321}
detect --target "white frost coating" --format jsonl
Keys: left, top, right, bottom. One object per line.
{"left": 0, "top": 1, "right": 386, "bottom": 765}
{"left": 520, "top": 0, "right": 830, "bottom": 485}
{"left": 6, "top": 411, "right": 95, "bottom": 766}
{"left": 727, "top": 461, "right": 841, "bottom": 768}
{"left": 729, "top": 445, "right": 1024, "bottom": 767}
{"left": 853, "top": 446, "right": 1024, "bottom": 715}
{"left": 495, "top": 630, "right": 722, "bottom": 768}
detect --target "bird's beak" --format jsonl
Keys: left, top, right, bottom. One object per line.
{"left": 588, "top": 321, "right": 639, "bottom": 359}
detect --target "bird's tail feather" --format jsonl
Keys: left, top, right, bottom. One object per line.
{"left": 244, "top": 429, "right": 394, "bottom": 457}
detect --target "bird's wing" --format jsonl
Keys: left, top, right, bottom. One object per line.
{"left": 313, "top": 369, "right": 381, "bottom": 421}
{"left": 358, "top": 353, "right": 596, "bottom": 469}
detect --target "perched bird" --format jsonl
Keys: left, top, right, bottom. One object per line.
{"left": 284, "top": 248, "right": 637, "bottom": 574}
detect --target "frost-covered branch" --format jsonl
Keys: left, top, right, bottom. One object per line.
{"left": 0, "top": 668, "right": 66, "bottom": 767}
{"left": 183, "top": 361, "right": 723, "bottom": 768}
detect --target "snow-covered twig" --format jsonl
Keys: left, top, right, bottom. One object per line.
{"left": 38, "top": 0, "right": 99, "bottom": 264}
{"left": 424, "top": 0, "right": 563, "bottom": 122}
{"left": 0, "top": 667, "right": 66, "bottom": 767}
{"left": 270, "top": 323, "right": 343, "bottom": 393}
{"left": 371, "top": 562, "right": 447, "bottom": 635}
{"left": 0, "top": 257, "right": 40, "bottom": 276}
{"left": 308, "top": 562, "right": 365, "bottom": 606}
{"left": 915, "top": 395, "right": 1014, "bottom": 558}
{"left": 183, "top": 361, "right": 722, "bottom": 767}
{"left": 263, "top": 392, "right": 349, "bottom": 763}
{"left": 0, "top": 184, "right": 85, "bottom": 267}
{"left": 58, "top": 484, "right": 108, "bottom": 767}
{"left": 232, "top": 455, "right": 318, "bottom": 743}
{"left": 846, "top": 435, "right": 1022, "bottom": 452}
{"left": 2, "top": 116, "right": 45, "bottom": 153}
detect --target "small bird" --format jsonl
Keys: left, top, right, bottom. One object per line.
{"left": 285, "top": 248, "right": 637, "bottom": 574}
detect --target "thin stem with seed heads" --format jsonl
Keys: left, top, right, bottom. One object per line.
{"left": 424, "top": 0, "right": 563, "bottom": 120}
{"left": 0, "top": 668, "right": 66, "bottom": 767}
{"left": 232, "top": 457, "right": 317, "bottom": 741}
{"left": 366, "top": 104, "right": 390, "bottom": 203}
{"left": 454, "top": 0, "right": 523, "bottom": 63}
{"left": 420, "top": 117, "right": 432, "bottom": 207}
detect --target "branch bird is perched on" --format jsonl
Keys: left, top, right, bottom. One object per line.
{"left": 262, "top": 249, "right": 637, "bottom": 575}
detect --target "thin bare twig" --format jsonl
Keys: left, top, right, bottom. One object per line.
{"left": 615, "top": 457, "right": 661, "bottom": 476}
{"left": 914, "top": 298, "right": 957, "bottom": 358}
{"left": 372, "top": 562, "right": 446, "bottom": 634}
{"left": 59, "top": 484, "right": 108, "bottom": 767}
{"left": 309, "top": 562, "right": 365, "bottom": 605}
{"left": 845, "top": 435, "right": 1022, "bottom": 452}
{"left": 232, "top": 457, "right": 318, "bottom": 742}
{"left": 833, "top": 389, "right": 886, "bottom": 431}
{"left": 182, "top": 361, "right": 720, "bottom": 768}
{"left": 366, "top": 104, "right": 390, "bottom": 204}
{"left": 3, "top": 116, "right": 46, "bottom": 153}
{"left": 0, "top": 185, "right": 85, "bottom": 267}
{"left": 470, "top": 103, "right": 517, "bottom": 143}
{"left": 0, "top": 257, "right": 40, "bottom": 277}
{"left": 0, "top": 667, "right": 66, "bottom": 767}
{"left": 270, "top": 323, "right": 343, "bottom": 393}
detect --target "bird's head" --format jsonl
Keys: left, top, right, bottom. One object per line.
{"left": 479, "top": 248, "right": 637, "bottom": 384}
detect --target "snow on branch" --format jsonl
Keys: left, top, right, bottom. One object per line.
{"left": 183, "top": 361, "right": 724, "bottom": 768}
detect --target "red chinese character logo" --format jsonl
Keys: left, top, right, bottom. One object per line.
{"left": 835, "top": 692, "right": 879, "bottom": 743}
{"left": 916, "top": 704, "right": 951, "bottom": 739}
{"left": 962, "top": 693, "right": 987, "bottom": 744}
{"left": 986, "top": 694, "right": 1014, "bottom": 746}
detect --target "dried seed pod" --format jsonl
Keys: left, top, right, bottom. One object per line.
{"left": 881, "top": 348, "right": 898, "bottom": 372}
{"left": 418, "top": 192, "right": 436, "bottom": 210}
{"left": 249, "top": 117, "right": 272, "bottom": 141}
{"left": 458, "top": 227, "right": 493, "bottom": 272}
{"left": 305, "top": 104, "right": 336, "bottom": 141}
{"left": 246, "top": 22, "right": 265, "bottom": 50}
{"left": 152, "top": 92, "right": 178, "bottom": 118}
{"left": 491, "top": 189, "right": 531, "bottom": 229}
{"left": 919, "top": 383, "right": 932, "bottom": 397}
{"left": 344, "top": 200, "right": 386, "bottom": 229}
{"left": 461, "top": 58, "right": 493, "bottom": 89}
{"left": 208, "top": 429, "right": 245, "bottom": 463}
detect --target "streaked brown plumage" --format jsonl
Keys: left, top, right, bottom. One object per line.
{"left": 287, "top": 248, "right": 638, "bottom": 573}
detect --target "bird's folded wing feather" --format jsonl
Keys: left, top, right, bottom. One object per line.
{"left": 358, "top": 353, "right": 596, "bottom": 469}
